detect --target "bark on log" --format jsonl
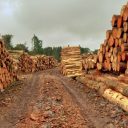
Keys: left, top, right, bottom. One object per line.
{"left": 112, "top": 28, "right": 118, "bottom": 39}
{"left": 121, "top": 43, "right": 128, "bottom": 52}
{"left": 117, "top": 62, "right": 127, "bottom": 72}
{"left": 123, "top": 33, "right": 128, "bottom": 43}
{"left": 123, "top": 22, "right": 128, "bottom": 32}
{"left": 76, "top": 76, "right": 107, "bottom": 93}
{"left": 115, "top": 39, "right": 119, "bottom": 47}
{"left": 117, "top": 52, "right": 121, "bottom": 62}
{"left": 105, "top": 45, "right": 109, "bottom": 52}
{"left": 117, "top": 28, "right": 123, "bottom": 39}
{"left": 98, "top": 52, "right": 104, "bottom": 63}
{"left": 103, "top": 89, "right": 128, "bottom": 112}
{"left": 108, "top": 35, "right": 114, "bottom": 46}
{"left": 97, "top": 63, "right": 102, "bottom": 70}
{"left": 117, "top": 16, "right": 123, "bottom": 28}
{"left": 119, "top": 38, "right": 124, "bottom": 46}
{"left": 121, "top": 52, "right": 128, "bottom": 61}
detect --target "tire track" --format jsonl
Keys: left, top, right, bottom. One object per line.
{"left": 47, "top": 70, "right": 112, "bottom": 128}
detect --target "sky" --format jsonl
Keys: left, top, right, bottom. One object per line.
{"left": 0, "top": 0, "right": 127, "bottom": 50}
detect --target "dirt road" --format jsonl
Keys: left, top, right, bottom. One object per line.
{"left": 0, "top": 68, "right": 128, "bottom": 128}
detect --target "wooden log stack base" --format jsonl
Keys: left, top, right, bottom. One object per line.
{"left": 0, "top": 39, "right": 17, "bottom": 91}
{"left": 60, "top": 46, "right": 83, "bottom": 77}
{"left": 96, "top": 2, "right": 128, "bottom": 74}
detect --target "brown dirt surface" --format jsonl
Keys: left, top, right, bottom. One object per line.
{"left": 0, "top": 68, "right": 128, "bottom": 128}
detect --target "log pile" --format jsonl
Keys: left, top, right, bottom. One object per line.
{"left": 82, "top": 53, "right": 97, "bottom": 71}
{"left": 60, "top": 46, "right": 83, "bottom": 77}
{"left": 35, "top": 55, "right": 58, "bottom": 71}
{"left": 0, "top": 40, "right": 17, "bottom": 91}
{"left": 9, "top": 50, "right": 24, "bottom": 72}
{"left": 18, "top": 53, "right": 35, "bottom": 73}
{"left": 18, "top": 54, "right": 58, "bottom": 73}
{"left": 96, "top": 3, "right": 128, "bottom": 73}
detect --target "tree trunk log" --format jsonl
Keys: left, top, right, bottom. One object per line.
{"left": 121, "top": 52, "right": 128, "bottom": 61}
{"left": 123, "top": 33, "right": 128, "bottom": 43}
{"left": 117, "top": 28, "right": 123, "bottom": 39}
{"left": 123, "top": 22, "right": 128, "bottom": 32}
{"left": 108, "top": 35, "right": 115, "bottom": 46}
{"left": 121, "top": 43, "right": 128, "bottom": 52}
{"left": 117, "top": 16, "right": 123, "bottom": 28}
{"left": 103, "top": 89, "right": 128, "bottom": 112}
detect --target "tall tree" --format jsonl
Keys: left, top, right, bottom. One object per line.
{"left": 2, "top": 34, "right": 13, "bottom": 49}
{"left": 43, "top": 47, "right": 53, "bottom": 56}
{"left": 52, "top": 47, "right": 62, "bottom": 61}
{"left": 32, "top": 34, "right": 43, "bottom": 54}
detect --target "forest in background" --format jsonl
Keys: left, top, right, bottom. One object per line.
{"left": 2, "top": 34, "right": 98, "bottom": 61}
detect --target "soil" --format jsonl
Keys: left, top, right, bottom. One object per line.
{"left": 0, "top": 68, "right": 128, "bottom": 128}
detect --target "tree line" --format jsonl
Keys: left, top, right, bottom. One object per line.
{"left": 2, "top": 34, "right": 98, "bottom": 61}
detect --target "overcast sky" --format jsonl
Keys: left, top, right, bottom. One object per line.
{"left": 0, "top": 0, "right": 127, "bottom": 50}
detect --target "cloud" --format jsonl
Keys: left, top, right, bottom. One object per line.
{"left": 0, "top": 0, "right": 127, "bottom": 50}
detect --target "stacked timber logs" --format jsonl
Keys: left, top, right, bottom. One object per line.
{"left": 60, "top": 46, "right": 83, "bottom": 77}
{"left": 18, "top": 54, "right": 58, "bottom": 73}
{"left": 35, "top": 55, "right": 58, "bottom": 71}
{"left": 0, "top": 40, "right": 17, "bottom": 91}
{"left": 18, "top": 53, "right": 35, "bottom": 73}
{"left": 97, "top": 3, "right": 128, "bottom": 73}
{"left": 82, "top": 53, "right": 97, "bottom": 71}
{"left": 9, "top": 50, "right": 24, "bottom": 72}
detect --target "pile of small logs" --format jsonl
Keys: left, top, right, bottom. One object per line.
{"left": 18, "top": 53, "right": 35, "bottom": 73}
{"left": 0, "top": 39, "right": 17, "bottom": 91}
{"left": 60, "top": 46, "right": 83, "bottom": 77}
{"left": 35, "top": 55, "right": 58, "bottom": 71}
{"left": 82, "top": 53, "right": 97, "bottom": 71}
{"left": 97, "top": 3, "right": 128, "bottom": 73}
{"left": 9, "top": 50, "right": 24, "bottom": 72}
{"left": 18, "top": 54, "right": 58, "bottom": 73}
